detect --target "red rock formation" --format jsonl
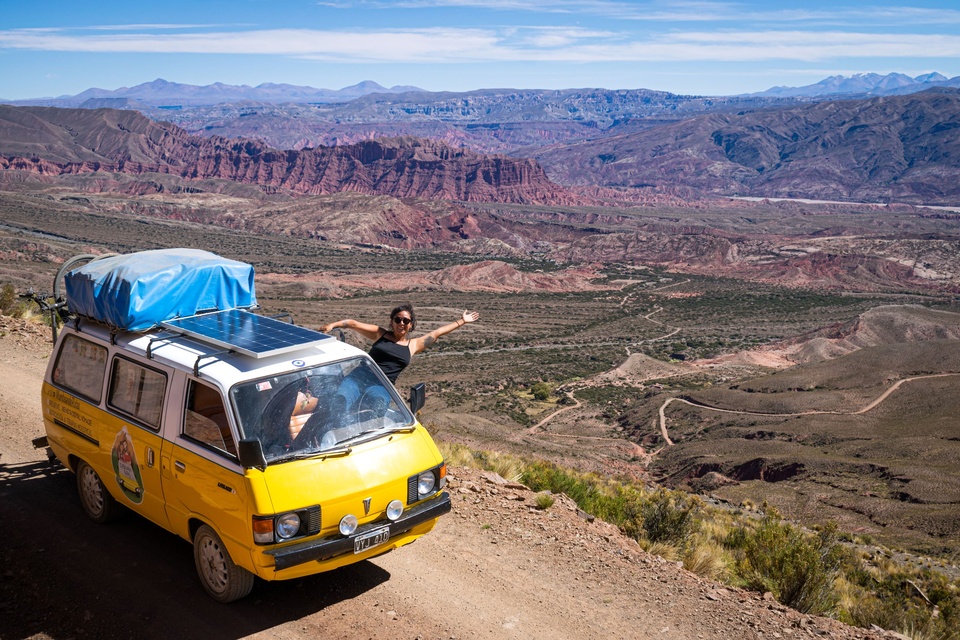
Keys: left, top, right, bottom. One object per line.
{"left": 0, "top": 106, "right": 581, "bottom": 205}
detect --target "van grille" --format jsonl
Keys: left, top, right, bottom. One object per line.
{"left": 407, "top": 476, "right": 419, "bottom": 505}
{"left": 304, "top": 505, "right": 321, "bottom": 535}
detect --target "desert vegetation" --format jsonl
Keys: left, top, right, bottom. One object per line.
{"left": 441, "top": 442, "right": 960, "bottom": 639}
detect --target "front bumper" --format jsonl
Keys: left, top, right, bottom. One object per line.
{"left": 266, "top": 491, "right": 451, "bottom": 571}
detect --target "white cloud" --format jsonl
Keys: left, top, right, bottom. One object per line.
{"left": 313, "top": 0, "right": 960, "bottom": 25}
{"left": 1, "top": 25, "right": 958, "bottom": 63}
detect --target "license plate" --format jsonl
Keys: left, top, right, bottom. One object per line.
{"left": 353, "top": 526, "right": 390, "bottom": 554}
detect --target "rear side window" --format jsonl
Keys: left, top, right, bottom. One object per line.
{"left": 184, "top": 380, "right": 237, "bottom": 456}
{"left": 108, "top": 357, "right": 167, "bottom": 430}
{"left": 52, "top": 334, "right": 108, "bottom": 402}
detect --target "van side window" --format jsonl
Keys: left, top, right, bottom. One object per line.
{"left": 108, "top": 357, "right": 166, "bottom": 430}
{"left": 52, "top": 334, "right": 108, "bottom": 402}
{"left": 184, "top": 381, "right": 237, "bottom": 456}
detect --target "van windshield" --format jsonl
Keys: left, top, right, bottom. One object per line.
{"left": 230, "top": 357, "right": 415, "bottom": 462}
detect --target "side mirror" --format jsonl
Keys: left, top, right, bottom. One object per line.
{"left": 408, "top": 383, "right": 426, "bottom": 414}
{"left": 237, "top": 438, "right": 267, "bottom": 469}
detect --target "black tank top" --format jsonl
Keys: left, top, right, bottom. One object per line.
{"left": 369, "top": 334, "right": 411, "bottom": 384}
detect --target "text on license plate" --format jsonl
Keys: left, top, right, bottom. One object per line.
{"left": 353, "top": 526, "right": 390, "bottom": 554}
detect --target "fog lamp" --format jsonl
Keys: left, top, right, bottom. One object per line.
{"left": 339, "top": 514, "right": 358, "bottom": 536}
{"left": 386, "top": 499, "right": 404, "bottom": 521}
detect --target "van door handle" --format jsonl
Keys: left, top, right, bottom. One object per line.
{"left": 174, "top": 460, "right": 186, "bottom": 473}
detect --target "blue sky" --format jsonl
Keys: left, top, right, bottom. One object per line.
{"left": 1, "top": 0, "right": 959, "bottom": 99}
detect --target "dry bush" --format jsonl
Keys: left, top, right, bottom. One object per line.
{"left": 534, "top": 492, "right": 556, "bottom": 510}
{"left": 684, "top": 540, "right": 730, "bottom": 581}
{"left": 645, "top": 541, "right": 680, "bottom": 562}
{"left": 725, "top": 517, "right": 845, "bottom": 615}
{"left": 437, "top": 440, "right": 525, "bottom": 482}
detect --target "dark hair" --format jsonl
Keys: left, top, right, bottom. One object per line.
{"left": 390, "top": 303, "right": 416, "bottom": 330}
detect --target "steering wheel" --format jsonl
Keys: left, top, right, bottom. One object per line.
{"left": 355, "top": 388, "right": 389, "bottom": 426}
{"left": 293, "top": 407, "right": 337, "bottom": 450}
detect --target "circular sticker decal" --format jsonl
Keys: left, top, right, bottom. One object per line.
{"left": 111, "top": 426, "right": 144, "bottom": 504}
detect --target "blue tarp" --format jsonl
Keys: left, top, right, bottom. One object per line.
{"left": 65, "top": 248, "right": 257, "bottom": 331}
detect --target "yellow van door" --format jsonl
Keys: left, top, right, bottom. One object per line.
{"left": 104, "top": 419, "right": 168, "bottom": 525}
{"left": 161, "top": 378, "right": 250, "bottom": 562}
{"left": 103, "top": 355, "right": 173, "bottom": 529}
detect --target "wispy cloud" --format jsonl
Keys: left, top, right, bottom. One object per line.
{"left": 1, "top": 25, "right": 958, "bottom": 62}
{"left": 316, "top": 0, "right": 960, "bottom": 25}
{"left": 0, "top": 27, "right": 501, "bottom": 60}
{"left": 85, "top": 23, "right": 239, "bottom": 31}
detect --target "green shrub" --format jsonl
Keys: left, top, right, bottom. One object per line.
{"left": 842, "top": 562, "right": 960, "bottom": 639}
{"left": 0, "top": 283, "right": 17, "bottom": 314}
{"left": 725, "top": 516, "right": 845, "bottom": 615}
{"left": 534, "top": 492, "right": 555, "bottom": 510}
{"left": 522, "top": 460, "right": 636, "bottom": 524}
{"left": 0, "top": 283, "right": 48, "bottom": 321}
{"left": 530, "top": 382, "right": 552, "bottom": 401}
{"left": 626, "top": 489, "right": 701, "bottom": 545}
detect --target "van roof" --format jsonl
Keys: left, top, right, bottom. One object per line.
{"left": 65, "top": 317, "right": 368, "bottom": 390}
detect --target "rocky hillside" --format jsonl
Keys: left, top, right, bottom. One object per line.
{"left": 771, "top": 304, "right": 960, "bottom": 365}
{"left": 0, "top": 106, "right": 576, "bottom": 204}
{"left": 536, "top": 89, "right": 960, "bottom": 205}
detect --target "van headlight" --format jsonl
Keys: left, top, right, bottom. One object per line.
{"left": 252, "top": 505, "right": 321, "bottom": 545}
{"left": 276, "top": 512, "right": 301, "bottom": 540}
{"left": 417, "top": 471, "right": 436, "bottom": 496}
{"left": 408, "top": 463, "right": 447, "bottom": 503}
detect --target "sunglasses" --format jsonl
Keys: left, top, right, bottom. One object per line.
{"left": 392, "top": 316, "right": 412, "bottom": 325}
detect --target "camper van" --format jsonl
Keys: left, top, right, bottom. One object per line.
{"left": 36, "top": 249, "right": 450, "bottom": 602}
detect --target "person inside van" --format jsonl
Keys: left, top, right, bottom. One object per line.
{"left": 321, "top": 305, "right": 479, "bottom": 384}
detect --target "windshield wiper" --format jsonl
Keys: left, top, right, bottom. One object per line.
{"left": 385, "top": 425, "right": 417, "bottom": 434}
{"left": 339, "top": 424, "right": 417, "bottom": 446}
{"left": 269, "top": 446, "right": 352, "bottom": 464}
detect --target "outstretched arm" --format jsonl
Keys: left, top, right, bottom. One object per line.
{"left": 320, "top": 319, "right": 383, "bottom": 342}
{"left": 411, "top": 310, "right": 479, "bottom": 355}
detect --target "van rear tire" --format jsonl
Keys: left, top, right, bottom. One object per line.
{"left": 76, "top": 460, "right": 122, "bottom": 523}
{"left": 193, "top": 524, "right": 255, "bottom": 603}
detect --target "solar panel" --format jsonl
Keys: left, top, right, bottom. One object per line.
{"left": 161, "top": 309, "right": 332, "bottom": 358}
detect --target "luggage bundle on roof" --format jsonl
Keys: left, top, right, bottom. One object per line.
{"left": 64, "top": 248, "right": 257, "bottom": 332}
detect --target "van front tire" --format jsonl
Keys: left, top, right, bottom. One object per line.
{"left": 193, "top": 524, "right": 255, "bottom": 603}
{"left": 76, "top": 460, "right": 122, "bottom": 523}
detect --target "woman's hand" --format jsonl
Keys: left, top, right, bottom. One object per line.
{"left": 461, "top": 310, "right": 480, "bottom": 324}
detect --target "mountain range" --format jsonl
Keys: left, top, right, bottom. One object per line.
{"left": 747, "top": 72, "right": 956, "bottom": 98}
{"left": 4, "top": 72, "right": 956, "bottom": 108}
{"left": 5, "top": 85, "right": 959, "bottom": 206}
{"left": 4, "top": 78, "right": 422, "bottom": 107}
{"left": 5, "top": 72, "right": 957, "bottom": 165}
{"left": 536, "top": 88, "right": 960, "bottom": 205}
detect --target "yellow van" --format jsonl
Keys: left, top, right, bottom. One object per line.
{"left": 35, "top": 249, "right": 450, "bottom": 602}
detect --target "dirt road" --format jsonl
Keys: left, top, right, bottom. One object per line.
{"left": 0, "top": 321, "right": 888, "bottom": 640}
